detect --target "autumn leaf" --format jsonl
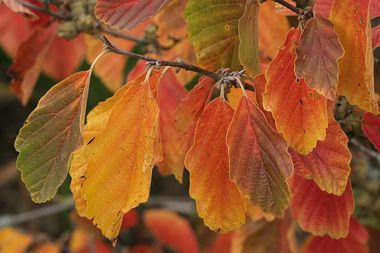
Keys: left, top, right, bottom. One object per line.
{"left": 314, "top": 0, "right": 379, "bottom": 19}
{"left": 184, "top": 0, "right": 246, "bottom": 71}
{"left": 263, "top": 28, "right": 328, "bottom": 155}
{"left": 226, "top": 96, "right": 293, "bottom": 217}
{"left": 143, "top": 209, "right": 200, "bottom": 253}
{"left": 231, "top": 215, "right": 296, "bottom": 253}
{"left": 95, "top": 0, "right": 167, "bottom": 31}
{"left": 15, "top": 71, "right": 91, "bottom": 203}
{"left": 206, "top": 233, "right": 233, "bottom": 253}
{"left": 238, "top": 0, "right": 260, "bottom": 77}
{"left": 289, "top": 109, "right": 351, "bottom": 196}
{"left": 253, "top": 74, "right": 276, "bottom": 129}
{"left": 185, "top": 98, "right": 246, "bottom": 232}
{"left": 330, "top": 0, "right": 379, "bottom": 114}
{"left": 290, "top": 174, "right": 354, "bottom": 239}
{"left": 78, "top": 76, "right": 159, "bottom": 240}
{"left": 295, "top": 14, "right": 344, "bottom": 100}
{"left": 362, "top": 112, "right": 380, "bottom": 151}
{"left": 373, "top": 25, "right": 380, "bottom": 49}
{"left": 1, "top": 0, "right": 36, "bottom": 18}
{"left": 32, "top": 242, "right": 60, "bottom": 253}
{"left": 258, "top": 1, "right": 290, "bottom": 59}
{"left": 0, "top": 228, "right": 33, "bottom": 253}
{"left": 9, "top": 24, "right": 56, "bottom": 105}
{"left": 301, "top": 219, "right": 369, "bottom": 253}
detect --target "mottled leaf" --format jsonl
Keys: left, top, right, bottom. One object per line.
{"left": 238, "top": 0, "right": 260, "bottom": 77}
{"left": 144, "top": 209, "right": 199, "bottom": 253}
{"left": 295, "top": 14, "right": 344, "bottom": 100}
{"left": 95, "top": 0, "right": 167, "bottom": 31}
{"left": 362, "top": 112, "right": 380, "bottom": 151}
{"left": 184, "top": 0, "right": 245, "bottom": 71}
{"left": 185, "top": 98, "right": 246, "bottom": 232}
{"left": 301, "top": 219, "right": 369, "bottom": 253}
{"left": 15, "top": 71, "right": 90, "bottom": 203}
{"left": 330, "top": 0, "right": 379, "bottom": 114}
{"left": 263, "top": 28, "right": 328, "bottom": 155}
{"left": 290, "top": 174, "right": 354, "bottom": 239}
{"left": 226, "top": 96, "right": 293, "bottom": 217}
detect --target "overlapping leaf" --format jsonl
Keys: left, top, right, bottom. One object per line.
{"left": 95, "top": 0, "right": 167, "bottom": 31}
{"left": 227, "top": 96, "right": 293, "bottom": 217}
{"left": 301, "top": 219, "right": 369, "bottom": 253}
{"left": 290, "top": 174, "right": 354, "bottom": 239}
{"left": 184, "top": 0, "right": 247, "bottom": 71}
{"left": 185, "top": 98, "right": 246, "bottom": 232}
{"left": 289, "top": 110, "right": 351, "bottom": 196}
{"left": 74, "top": 76, "right": 159, "bottom": 240}
{"left": 263, "top": 28, "right": 328, "bottom": 155}
{"left": 9, "top": 24, "right": 56, "bottom": 105}
{"left": 330, "top": 0, "right": 379, "bottom": 114}
{"left": 362, "top": 112, "right": 380, "bottom": 151}
{"left": 238, "top": 0, "right": 260, "bottom": 77}
{"left": 295, "top": 14, "right": 344, "bottom": 100}
{"left": 15, "top": 71, "right": 90, "bottom": 203}
{"left": 143, "top": 209, "right": 200, "bottom": 253}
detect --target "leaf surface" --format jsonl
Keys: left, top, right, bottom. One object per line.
{"left": 185, "top": 98, "right": 246, "bottom": 232}
{"left": 295, "top": 14, "right": 344, "bottom": 100}
{"left": 184, "top": 0, "right": 245, "bottom": 71}
{"left": 373, "top": 25, "right": 380, "bottom": 49}
{"left": 263, "top": 28, "right": 328, "bottom": 155}
{"left": 290, "top": 174, "right": 354, "bottom": 239}
{"left": 0, "top": 228, "right": 33, "bottom": 253}
{"left": 80, "top": 77, "right": 159, "bottom": 240}
{"left": 144, "top": 209, "right": 200, "bottom": 253}
{"left": 330, "top": 0, "right": 379, "bottom": 114}
{"left": 289, "top": 110, "right": 351, "bottom": 195}
{"left": 362, "top": 112, "right": 380, "bottom": 151}
{"left": 301, "top": 219, "right": 369, "bottom": 253}
{"left": 15, "top": 71, "right": 90, "bottom": 203}
{"left": 95, "top": 0, "right": 167, "bottom": 31}
{"left": 226, "top": 96, "right": 293, "bottom": 217}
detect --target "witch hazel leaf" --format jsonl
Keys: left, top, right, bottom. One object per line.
{"left": 227, "top": 96, "right": 293, "bottom": 217}
{"left": 15, "top": 71, "right": 91, "bottom": 203}
{"left": 330, "top": 0, "right": 379, "bottom": 114}
{"left": 301, "top": 218, "right": 369, "bottom": 253}
{"left": 295, "top": 14, "right": 344, "bottom": 100}
{"left": 95, "top": 0, "right": 167, "bottom": 31}
{"left": 290, "top": 174, "right": 354, "bottom": 239}
{"left": 289, "top": 113, "right": 351, "bottom": 196}
{"left": 263, "top": 28, "right": 328, "bottom": 155}
{"left": 362, "top": 112, "right": 380, "bottom": 151}
{"left": 81, "top": 77, "right": 160, "bottom": 240}
{"left": 185, "top": 98, "right": 246, "bottom": 233}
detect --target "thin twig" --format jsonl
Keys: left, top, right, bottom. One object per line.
{"left": 16, "top": 0, "right": 70, "bottom": 20}
{"left": 100, "top": 35, "right": 223, "bottom": 81}
{"left": 271, "top": 0, "right": 301, "bottom": 15}
{"left": 100, "top": 26, "right": 145, "bottom": 44}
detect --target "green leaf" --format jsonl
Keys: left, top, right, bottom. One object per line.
{"left": 184, "top": 0, "right": 246, "bottom": 71}
{"left": 15, "top": 71, "right": 90, "bottom": 203}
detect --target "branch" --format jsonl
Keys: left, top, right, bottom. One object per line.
{"left": 100, "top": 35, "right": 223, "bottom": 81}
{"left": 16, "top": 0, "right": 69, "bottom": 20}
{"left": 271, "top": 0, "right": 301, "bottom": 15}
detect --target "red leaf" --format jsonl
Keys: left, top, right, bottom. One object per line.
{"left": 226, "top": 96, "right": 293, "bottom": 217}
{"left": 301, "top": 218, "right": 369, "bottom": 253}
{"left": 2, "top": 0, "right": 36, "bottom": 18}
{"left": 290, "top": 174, "right": 354, "bottom": 239}
{"left": 95, "top": 0, "right": 168, "bottom": 31}
{"left": 253, "top": 74, "right": 276, "bottom": 129}
{"left": 120, "top": 209, "right": 139, "bottom": 230}
{"left": 206, "top": 232, "right": 233, "bottom": 253}
{"left": 362, "top": 112, "right": 380, "bottom": 151}
{"left": 143, "top": 209, "right": 199, "bottom": 253}
{"left": 373, "top": 25, "right": 380, "bottom": 50}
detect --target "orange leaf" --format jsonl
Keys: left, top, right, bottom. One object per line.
{"left": 301, "top": 218, "right": 369, "bottom": 253}
{"left": 206, "top": 232, "right": 233, "bottom": 253}
{"left": 362, "top": 112, "right": 380, "bottom": 151}
{"left": 75, "top": 75, "right": 159, "bottom": 240}
{"left": 330, "top": 0, "right": 379, "bottom": 114}
{"left": 185, "top": 98, "right": 246, "bottom": 232}
{"left": 290, "top": 174, "right": 354, "bottom": 239}
{"left": 289, "top": 111, "right": 351, "bottom": 196}
{"left": 144, "top": 209, "right": 199, "bottom": 253}
{"left": 32, "top": 242, "right": 60, "bottom": 253}
{"left": 253, "top": 74, "right": 276, "bottom": 129}
{"left": 263, "top": 28, "right": 328, "bottom": 155}
{"left": 95, "top": 0, "right": 167, "bottom": 31}
{"left": 226, "top": 96, "right": 293, "bottom": 217}
{"left": 258, "top": 1, "right": 290, "bottom": 59}
{"left": 0, "top": 228, "right": 33, "bottom": 253}
{"left": 295, "top": 14, "right": 344, "bottom": 100}
{"left": 9, "top": 24, "right": 56, "bottom": 105}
